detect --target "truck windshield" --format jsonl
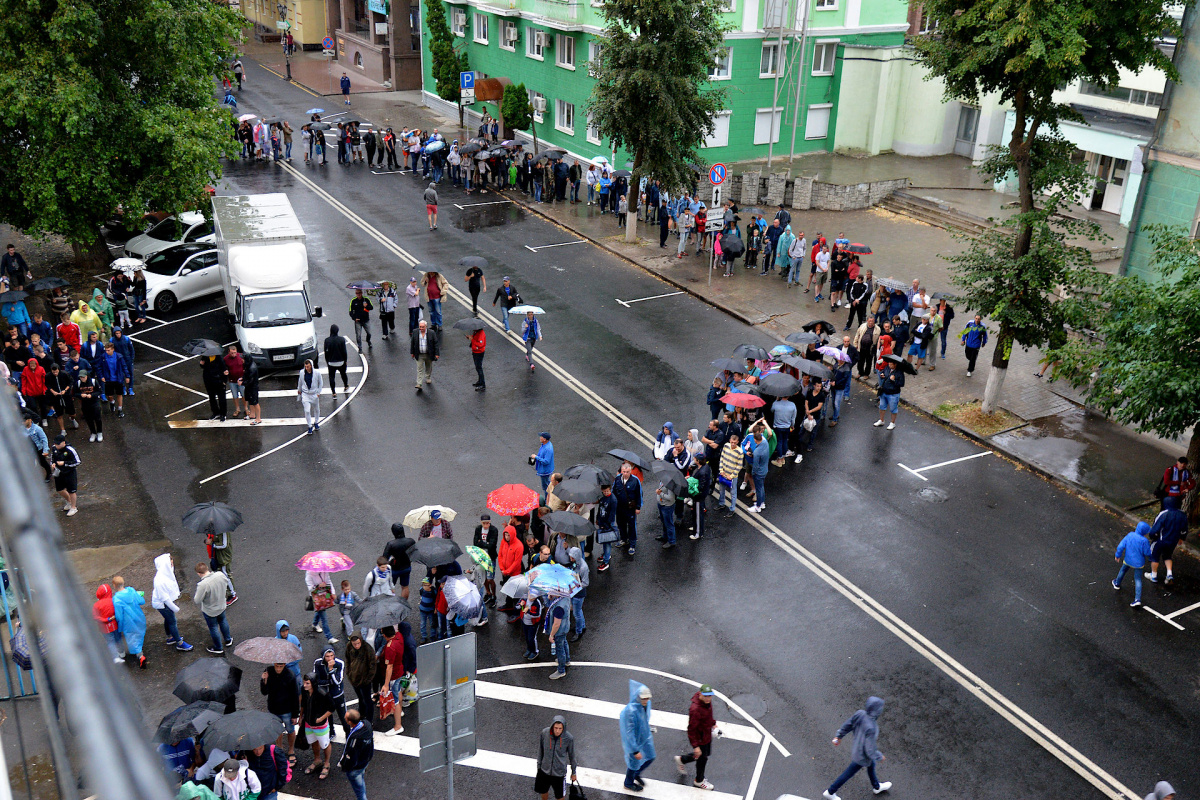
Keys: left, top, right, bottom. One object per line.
{"left": 242, "top": 292, "right": 311, "bottom": 328}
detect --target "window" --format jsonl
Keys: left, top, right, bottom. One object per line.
{"left": 588, "top": 40, "right": 603, "bottom": 77}
{"left": 805, "top": 103, "right": 831, "bottom": 139}
{"left": 703, "top": 111, "right": 731, "bottom": 149}
{"left": 528, "top": 89, "right": 545, "bottom": 123}
{"left": 556, "top": 34, "right": 576, "bottom": 68}
{"left": 473, "top": 13, "right": 488, "bottom": 43}
{"left": 555, "top": 99, "right": 575, "bottom": 134}
{"left": 812, "top": 42, "right": 836, "bottom": 75}
{"left": 917, "top": 8, "right": 938, "bottom": 33}
{"left": 956, "top": 105, "right": 979, "bottom": 143}
{"left": 586, "top": 111, "right": 601, "bottom": 145}
{"left": 451, "top": 8, "right": 465, "bottom": 36}
{"left": 527, "top": 27, "right": 545, "bottom": 59}
{"left": 760, "top": 42, "right": 781, "bottom": 77}
{"left": 500, "top": 20, "right": 517, "bottom": 50}
{"left": 1079, "top": 81, "right": 1164, "bottom": 107}
{"left": 708, "top": 48, "right": 732, "bottom": 80}
{"left": 719, "top": 0, "right": 736, "bottom": 10}
{"left": 753, "top": 108, "right": 782, "bottom": 145}
{"left": 815, "top": 0, "right": 836, "bottom": 7}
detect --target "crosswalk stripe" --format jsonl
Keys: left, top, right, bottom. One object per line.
{"left": 168, "top": 417, "right": 311, "bottom": 428}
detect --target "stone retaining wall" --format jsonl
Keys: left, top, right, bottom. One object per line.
{"left": 699, "top": 172, "right": 909, "bottom": 212}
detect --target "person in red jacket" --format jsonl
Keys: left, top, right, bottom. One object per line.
{"left": 21, "top": 358, "right": 47, "bottom": 420}
{"left": 674, "top": 684, "right": 720, "bottom": 790}
{"left": 496, "top": 521, "right": 525, "bottom": 616}
{"left": 1162, "top": 457, "right": 1195, "bottom": 499}
{"left": 56, "top": 313, "right": 81, "bottom": 353}
{"left": 469, "top": 327, "right": 486, "bottom": 392}
{"left": 93, "top": 584, "right": 125, "bottom": 663}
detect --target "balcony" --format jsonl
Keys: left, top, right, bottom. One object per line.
{"left": 529, "top": 0, "right": 580, "bottom": 23}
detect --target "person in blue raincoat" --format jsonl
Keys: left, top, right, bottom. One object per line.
{"left": 823, "top": 695, "right": 890, "bottom": 799}
{"left": 112, "top": 577, "right": 149, "bottom": 670}
{"left": 620, "top": 680, "right": 656, "bottom": 791}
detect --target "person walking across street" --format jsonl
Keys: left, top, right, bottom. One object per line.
{"left": 52, "top": 434, "right": 80, "bottom": 516}
{"left": 822, "top": 696, "right": 891, "bottom": 800}
{"left": 464, "top": 263, "right": 486, "bottom": 316}
{"left": 1113, "top": 521, "right": 1153, "bottom": 607}
{"left": 349, "top": 289, "right": 374, "bottom": 350}
{"left": 378, "top": 282, "right": 397, "bottom": 340}
{"left": 674, "top": 684, "right": 720, "bottom": 790}
{"left": 960, "top": 314, "right": 988, "bottom": 377}
{"left": 1146, "top": 497, "right": 1188, "bottom": 586}
{"left": 532, "top": 432, "right": 555, "bottom": 492}
{"left": 338, "top": 709, "right": 374, "bottom": 800}
{"left": 194, "top": 563, "right": 233, "bottom": 655}
{"left": 151, "top": 553, "right": 193, "bottom": 652}
{"left": 297, "top": 359, "right": 322, "bottom": 435}
{"left": 536, "top": 715, "right": 578, "bottom": 800}
{"left": 410, "top": 319, "right": 439, "bottom": 391}
{"left": 469, "top": 325, "right": 486, "bottom": 391}
{"left": 521, "top": 310, "right": 542, "bottom": 372}
{"left": 324, "top": 324, "right": 350, "bottom": 397}
{"left": 493, "top": 277, "right": 520, "bottom": 332}
{"left": 874, "top": 362, "right": 905, "bottom": 431}
{"left": 340, "top": 72, "right": 352, "bottom": 105}
{"left": 621, "top": 681, "right": 656, "bottom": 791}
{"left": 424, "top": 182, "right": 439, "bottom": 230}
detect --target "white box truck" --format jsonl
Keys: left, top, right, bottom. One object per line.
{"left": 212, "top": 193, "right": 322, "bottom": 368}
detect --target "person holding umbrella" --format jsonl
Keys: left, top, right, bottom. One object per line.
{"left": 303, "top": 567, "right": 342, "bottom": 646}
{"left": 520, "top": 307, "right": 543, "bottom": 371}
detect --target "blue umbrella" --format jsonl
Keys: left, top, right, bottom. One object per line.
{"left": 305, "top": 108, "right": 325, "bottom": 115}
{"left": 425, "top": 140, "right": 445, "bottom": 152}
{"left": 526, "top": 563, "right": 583, "bottom": 598}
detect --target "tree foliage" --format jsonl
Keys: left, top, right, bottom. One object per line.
{"left": 0, "top": 0, "right": 244, "bottom": 265}
{"left": 586, "top": 0, "right": 729, "bottom": 191}
{"left": 501, "top": 83, "right": 534, "bottom": 135}
{"left": 426, "top": 0, "right": 469, "bottom": 103}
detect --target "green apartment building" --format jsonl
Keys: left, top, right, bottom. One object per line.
{"left": 418, "top": 0, "right": 910, "bottom": 164}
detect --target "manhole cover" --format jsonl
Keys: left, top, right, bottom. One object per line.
{"left": 918, "top": 487, "right": 949, "bottom": 503}
{"left": 728, "top": 693, "right": 767, "bottom": 719}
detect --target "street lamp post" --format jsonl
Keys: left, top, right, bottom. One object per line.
{"left": 278, "top": 2, "right": 292, "bottom": 80}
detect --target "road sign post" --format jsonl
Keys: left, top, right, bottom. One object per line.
{"left": 709, "top": 163, "right": 727, "bottom": 186}
{"left": 706, "top": 215, "right": 724, "bottom": 287}
{"left": 417, "top": 633, "right": 478, "bottom": 800}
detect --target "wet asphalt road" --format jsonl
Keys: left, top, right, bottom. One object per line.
{"left": 102, "top": 62, "right": 1200, "bottom": 800}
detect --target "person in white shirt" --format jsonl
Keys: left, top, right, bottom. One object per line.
{"left": 814, "top": 246, "right": 831, "bottom": 303}
{"left": 214, "top": 758, "right": 261, "bottom": 800}
{"left": 586, "top": 165, "right": 599, "bottom": 205}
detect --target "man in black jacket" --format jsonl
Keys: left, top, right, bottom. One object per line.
{"left": 690, "top": 456, "right": 712, "bottom": 541}
{"left": 338, "top": 709, "right": 374, "bottom": 800}
{"left": 349, "top": 289, "right": 373, "bottom": 350}
{"left": 2, "top": 244, "right": 28, "bottom": 290}
{"left": 383, "top": 523, "right": 415, "bottom": 599}
{"left": 492, "top": 277, "right": 520, "bottom": 332}
{"left": 410, "top": 319, "right": 439, "bottom": 391}
{"left": 324, "top": 324, "right": 350, "bottom": 396}
{"left": 844, "top": 274, "right": 869, "bottom": 330}
{"left": 247, "top": 742, "right": 289, "bottom": 800}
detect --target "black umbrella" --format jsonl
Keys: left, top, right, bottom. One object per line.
{"left": 202, "top": 710, "right": 286, "bottom": 752}
{"left": 458, "top": 256, "right": 489, "bottom": 269}
{"left": 350, "top": 594, "right": 412, "bottom": 628}
{"left": 0, "top": 290, "right": 29, "bottom": 304}
{"left": 784, "top": 331, "right": 822, "bottom": 346}
{"left": 733, "top": 344, "right": 771, "bottom": 362}
{"left": 720, "top": 233, "right": 745, "bottom": 258}
{"left": 612, "top": 169, "right": 631, "bottom": 178}
{"left": 606, "top": 448, "right": 654, "bottom": 471}
{"left": 542, "top": 510, "right": 596, "bottom": 538}
{"left": 309, "top": 122, "right": 331, "bottom": 131}
{"left": 742, "top": 207, "right": 765, "bottom": 218}
{"left": 552, "top": 478, "right": 603, "bottom": 505}
{"left": 731, "top": 380, "right": 763, "bottom": 397}
{"left": 930, "top": 291, "right": 958, "bottom": 302}
{"left": 24, "top": 276, "right": 69, "bottom": 292}
{"left": 182, "top": 338, "right": 224, "bottom": 357}
{"left": 469, "top": 137, "right": 491, "bottom": 146}
{"left": 346, "top": 280, "right": 382, "bottom": 290}
{"left": 650, "top": 461, "right": 689, "bottom": 494}
{"left": 781, "top": 355, "right": 832, "bottom": 380}
{"left": 844, "top": 243, "right": 872, "bottom": 254}
{"left": 459, "top": 143, "right": 483, "bottom": 155}
{"left": 538, "top": 147, "right": 567, "bottom": 156}
{"left": 757, "top": 373, "right": 802, "bottom": 397}
{"left": 409, "top": 537, "right": 463, "bottom": 569}
{"left": 154, "top": 701, "right": 226, "bottom": 745}
{"left": 173, "top": 659, "right": 242, "bottom": 704}
{"left": 881, "top": 354, "right": 918, "bottom": 375}
{"left": 802, "top": 320, "right": 837, "bottom": 335}
{"left": 711, "top": 357, "right": 743, "bottom": 373}
{"left": 182, "top": 501, "right": 244, "bottom": 535}
{"left": 563, "top": 463, "right": 615, "bottom": 486}
{"left": 262, "top": 117, "right": 284, "bottom": 125}
{"left": 452, "top": 318, "right": 485, "bottom": 332}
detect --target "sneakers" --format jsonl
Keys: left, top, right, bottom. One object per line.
{"left": 176, "top": 641, "right": 195, "bottom": 652}
{"left": 206, "top": 648, "right": 225, "bottom": 655}
{"left": 66, "top": 507, "right": 77, "bottom": 516}
{"left": 97, "top": 432, "right": 103, "bottom": 442}
{"left": 224, "top": 638, "right": 233, "bottom": 647}
{"left": 873, "top": 420, "right": 884, "bottom": 427}
{"left": 823, "top": 792, "right": 841, "bottom": 800}
{"left": 384, "top": 728, "right": 404, "bottom": 736}
{"left": 1112, "top": 579, "right": 1121, "bottom": 590}
{"left": 549, "top": 670, "right": 566, "bottom": 680}
{"left": 695, "top": 780, "right": 715, "bottom": 790}
{"left": 675, "top": 756, "right": 687, "bottom": 774}
{"left": 873, "top": 783, "right": 892, "bottom": 795}
{"left": 627, "top": 546, "right": 636, "bottom": 555}
{"left": 227, "top": 594, "right": 239, "bottom": 606}
{"left": 165, "top": 638, "right": 178, "bottom": 646}
{"left": 886, "top": 422, "right": 895, "bottom": 430}
{"left": 748, "top": 504, "right": 761, "bottom": 513}
{"left": 597, "top": 562, "right": 609, "bottom": 572}
{"left": 1145, "top": 572, "right": 1158, "bottom": 583}
{"left": 1130, "top": 600, "right": 1142, "bottom": 608}
{"left": 689, "top": 533, "right": 700, "bottom": 540}
{"left": 966, "top": 371, "right": 972, "bottom": 377}
{"left": 328, "top": 637, "right": 339, "bottom": 644}
{"left": 785, "top": 450, "right": 796, "bottom": 457}
{"left": 794, "top": 454, "right": 804, "bottom": 464}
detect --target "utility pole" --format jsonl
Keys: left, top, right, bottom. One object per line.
{"left": 765, "top": 0, "right": 793, "bottom": 169}
{"left": 787, "top": 0, "right": 812, "bottom": 161}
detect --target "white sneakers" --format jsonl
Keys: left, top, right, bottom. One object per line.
{"left": 794, "top": 454, "right": 803, "bottom": 463}
{"left": 873, "top": 783, "right": 892, "bottom": 794}
{"left": 823, "top": 792, "right": 841, "bottom": 800}
{"left": 966, "top": 371, "right": 972, "bottom": 377}
{"left": 695, "top": 780, "right": 715, "bottom": 790}
{"left": 675, "top": 756, "right": 686, "bottom": 774}
{"left": 886, "top": 422, "right": 895, "bottom": 430}
{"left": 97, "top": 432, "right": 103, "bottom": 442}
{"left": 66, "top": 508, "right": 77, "bottom": 516}
{"left": 384, "top": 727, "right": 404, "bottom": 736}
{"left": 873, "top": 420, "right": 884, "bottom": 427}
{"left": 89, "top": 434, "right": 96, "bottom": 442}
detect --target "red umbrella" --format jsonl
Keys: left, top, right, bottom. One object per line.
{"left": 719, "top": 392, "right": 766, "bottom": 409}
{"left": 487, "top": 484, "right": 541, "bottom": 516}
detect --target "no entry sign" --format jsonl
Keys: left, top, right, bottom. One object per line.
{"left": 709, "top": 163, "right": 727, "bottom": 185}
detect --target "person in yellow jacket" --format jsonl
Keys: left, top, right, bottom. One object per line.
{"left": 70, "top": 300, "right": 103, "bottom": 343}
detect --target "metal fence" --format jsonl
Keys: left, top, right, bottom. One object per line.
{"left": 0, "top": 396, "right": 174, "bottom": 800}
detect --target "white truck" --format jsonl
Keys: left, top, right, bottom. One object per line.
{"left": 212, "top": 193, "right": 322, "bottom": 368}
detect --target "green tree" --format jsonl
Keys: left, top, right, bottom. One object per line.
{"left": 425, "top": 0, "right": 470, "bottom": 126}
{"left": 501, "top": 83, "right": 537, "bottom": 152}
{"left": 913, "top": 0, "right": 1179, "bottom": 412}
{"left": 0, "top": 0, "right": 244, "bottom": 268}
{"left": 587, "top": 0, "right": 729, "bottom": 242}
{"left": 1048, "top": 225, "right": 1200, "bottom": 515}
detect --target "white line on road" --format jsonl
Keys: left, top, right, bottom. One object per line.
{"left": 1144, "top": 606, "right": 1187, "bottom": 630}
{"left": 616, "top": 291, "right": 684, "bottom": 308}
{"left": 144, "top": 374, "right": 208, "bottom": 398}
{"left": 132, "top": 306, "right": 224, "bottom": 334}
{"left": 454, "top": 200, "right": 512, "bottom": 209}
{"left": 276, "top": 159, "right": 1132, "bottom": 799}
{"left": 911, "top": 451, "right": 991, "bottom": 473}
{"left": 896, "top": 463, "right": 928, "bottom": 481}
{"left": 169, "top": 417, "right": 311, "bottom": 428}
{"left": 525, "top": 240, "right": 586, "bottom": 252}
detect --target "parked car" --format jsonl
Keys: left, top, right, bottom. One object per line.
{"left": 135, "top": 244, "right": 221, "bottom": 312}
{"left": 123, "top": 211, "right": 215, "bottom": 260}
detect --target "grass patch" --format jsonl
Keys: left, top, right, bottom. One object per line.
{"left": 933, "top": 401, "right": 1023, "bottom": 437}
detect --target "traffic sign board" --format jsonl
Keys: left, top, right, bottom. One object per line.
{"left": 709, "top": 163, "right": 727, "bottom": 185}
{"left": 460, "top": 87, "right": 475, "bottom": 100}
{"left": 322, "top": 36, "right": 335, "bottom": 49}
{"left": 460, "top": 71, "right": 475, "bottom": 90}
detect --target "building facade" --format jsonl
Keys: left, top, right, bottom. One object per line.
{"left": 330, "top": 0, "right": 424, "bottom": 88}
{"left": 240, "top": 0, "right": 328, "bottom": 49}
{"left": 419, "top": 0, "right": 909, "bottom": 164}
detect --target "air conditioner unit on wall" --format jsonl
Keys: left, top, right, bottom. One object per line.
{"left": 536, "top": 30, "right": 552, "bottom": 48}
{"left": 505, "top": 26, "right": 518, "bottom": 42}
{"left": 533, "top": 96, "right": 547, "bottom": 112}
{"left": 453, "top": 10, "right": 465, "bottom": 26}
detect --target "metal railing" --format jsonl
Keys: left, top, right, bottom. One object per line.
{"left": 0, "top": 396, "right": 174, "bottom": 800}
{"left": 530, "top": 0, "right": 580, "bottom": 22}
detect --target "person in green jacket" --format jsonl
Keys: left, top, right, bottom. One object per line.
{"left": 89, "top": 288, "right": 115, "bottom": 339}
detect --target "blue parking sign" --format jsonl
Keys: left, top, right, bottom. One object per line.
{"left": 461, "top": 72, "right": 475, "bottom": 89}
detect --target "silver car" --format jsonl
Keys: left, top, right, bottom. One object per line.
{"left": 123, "top": 211, "right": 215, "bottom": 260}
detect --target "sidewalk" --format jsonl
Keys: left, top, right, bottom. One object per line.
{"left": 240, "top": 39, "right": 392, "bottom": 96}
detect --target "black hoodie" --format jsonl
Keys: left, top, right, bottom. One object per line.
{"left": 324, "top": 324, "right": 348, "bottom": 365}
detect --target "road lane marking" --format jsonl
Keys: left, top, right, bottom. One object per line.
{"left": 616, "top": 291, "right": 684, "bottom": 308}
{"left": 169, "top": 417, "right": 310, "bottom": 428}
{"left": 525, "top": 240, "right": 586, "bottom": 252}
{"left": 276, "top": 158, "right": 1134, "bottom": 799}
{"left": 130, "top": 306, "right": 224, "bottom": 334}
{"left": 896, "top": 463, "right": 928, "bottom": 481}
{"left": 454, "top": 200, "right": 512, "bottom": 209}
{"left": 901, "top": 451, "right": 991, "bottom": 476}
{"left": 1144, "top": 598, "right": 1200, "bottom": 630}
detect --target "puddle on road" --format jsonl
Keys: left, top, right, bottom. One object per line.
{"left": 992, "top": 406, "right": 1170, "bottom": 509}
{"left": 453, "top": 203, "right": 527, "bottom": 232}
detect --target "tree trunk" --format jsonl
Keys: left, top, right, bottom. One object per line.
{"left": 624, "top": 148, "right": 644, "bottom": 243}
{"left": 458, "top": 100, "right": 464, "bottom": 129}
{"left": 981, "top": 325, "right": 1013, "bottom": 414}
{"left": 1186, "top": 421, "right": 1200, "bottom": 524}
{"left": 531, "top": 120, "right": 539, "bottom": 154}
{"left": 71, "top": 227, "right": 111, "bottom": 271}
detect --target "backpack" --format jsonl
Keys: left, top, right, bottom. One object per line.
{"left": 270, "top": 745, "right": 292, "bottom": 785}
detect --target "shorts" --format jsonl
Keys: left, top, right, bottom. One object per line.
{"left": 1151, "top": 540, "right": 1177, "bottom": 563}
{"left": 276, "top": 713, "right": 295, "bottom": 731}
{"left": 304, "top": 724, "right": 330, "bottom": 749}
{"left": 810, "top": 262, "right": 818, "bottom": 274}
{"left": 907, "top": 343, "right": 923, "bottom": 356}
{"left": 878, "top": 392, "right": 899, "bottom": 414}
{"left": 816, "top": 271, "right": 828, "bottom": 288}
{"left": 104, "top": 381, "right": 122, "bottom": 396}
{"left": 228, "top": 382, "right": 244, "bottom": 398}
{"left": 54, "top": 469, "right": 77, "bottom": 493}
{"left": 394, "top": 567, "right": 411, "bottom": 587}
{"left": 534, "top": 769, "right": 567, "bottom": 798}
{"left": 426, "top": 204, "right": 438, "bottom": 215}
{"left": 830, "top": 278, "right": 846, "bottom": 292}
{"left": 244, "top": 387, "right": 259, "bottom": 405}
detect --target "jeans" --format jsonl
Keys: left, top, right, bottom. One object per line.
{"left": 587, "top": 185, "right": 595, "bottom": 203}
{"left": 103, "top": 629, "right": 124, "bottom": 660}
{"left": 571, "top": 591, "right": 586, "bottom": 634}
{"left": 158, "top": 606, "right": 182, "bottom": 642}
{"left": 540, "top": 474, "right": 552, "bottom": 491}
{"left": 428, "top": 298, "right": 442, "bottom": 328}
{"left": 828, "top": 761, "right": 880, "bottom": 793}
{"left": 555, "top": 633, "right": 569, "bottom": 674}
{"left": 658, "top": 504, "right": 676, "bottom": 545}
{"left": 617, "top": 511, "right": 637, "bottom": 547}
{"left": 774, "top": 427, "right": 791, "bottom": 458}
{"left": 313, "top": 609, "right": 333, "bottom": 640}
{"left": 285, "top": 142, "right": 293, "bottom": 160}
{"left": 1115, "top": 563, "right": 1144, "bottom": 602}
{"left": 500, "top": 305, "right": 510, "bottom": 331}
{"left": 752, "top": 474, "right": 766, "bottom": 507}
{"left": 677, "top": 228, "right": 690, "bottom": 256}
{"left": 354, "top": 320, "right": 372, "bottom": 347}
{"left": 523, "top": 622, "right": 539, "bottom": 655}
{"left": 831, "top": 386, "right": 847, "bottom": 421}
{"left": 408, "top": 307, "right": 420, "bottom": 334}
{"left": 572, "top": 182, "right": 581, "bottom": 202}
{"left": 625, "top": 758, "right": 655, "bottom": 788}
{"left": 939, "top": 327, "right": 949, "bottom": 357}
{"left": 420, "top": 611, "right": 437, "bottom": 641}
{"left": 717, "top": 480, "right": 736, "bottom": 511}
{"left": 787, "top": 260, "right": 803, "bottom": 285}
{"left": 601, "top": 540, "right": 613, "bottom": 564}
{"left": 533, "top": 182, "right": 543, "bottom": 202}
{"left": 346, "top": 768, "right": 367, "bottom": 800}
{"left": 433, "top": 165, "right": 443, "bottom": 183}
{"left": 203, "top": 612, "right": 231, "bottom": 652}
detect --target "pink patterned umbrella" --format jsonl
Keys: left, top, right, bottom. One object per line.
{"left": 295, "top": 551, "right": 355, "bottom": 572}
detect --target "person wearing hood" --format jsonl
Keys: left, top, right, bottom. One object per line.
{"left": 112, "top": 576, "right": 149, "bottom": 669}
{"left": 202, "top": 354, "right": 229, "bottom": 422}
{"left": 151, "top": 554, "right": 193, "bottom": 652}
{"left": 1144, "top": 781, "right": 1176, "bottom": 800}
{"left": 653, "top": 422, "right": 679, "bottom": 460}
{"left": 424, "top": 182, "right": 439, "bottom": 230}
{"left": 383, "top": 522, "right": 415, "bottom": 599}
{"left": 96, "top": 340, "right": 131, "bottom": 417}
{"left": 1113, "top": 521, "right": 1154, "bottom": 607}
{"left": 323, "top": 324, "right": 350, "bottom": 397}
{"left": 823, "top": 696, "right": 890, "bottom": 800}
{"left": 297, "top": 359, "right": 322, "bottom": 434}
{"left": 109, "top": 326, "right": 135, "bottom": 394}
{"left": 620, "top": 680, "right": 656, "bottom": 791}
{"left": 274, "top": 619, "right": 303, "bottom": 685}
{"left": 345, "top": 633, "right": 377, "bottom": 722}
{"left": 1146, "top": 496, "right": 1188, "bottom": 585}
{"left": 261, "top": 661, "right": 300, "bottom": 759}
{"left": 80, "top": 328, "right": 103, "bottom": 366}
{"left": 70, "top": 300, "right": 102, "bottom": 343}
{"left": 674, "top": 684, "right": 720, "bottom": 790}
{"left": 314, "top": 647, "right": 349, "bottom": 726}
{"left": 776, "top": 224, "right": 795, "bottom": 282}
{"left": 93, "top": 583, "right": 125, "bottom": 663}
{"left": 243, "top": 356, "right": 261, "bottom": 425}
{"left": 536, "top": 715, "right": 577, "bottom": 800}
{"left": 1, "top": 296, "right": 31, "bottom": 337}
{"left": 568, "top": 546, "right": 588, "bottom": 643}
{"left": 213, "top": 757, "right": 261, "bottom": 800}
{"left": 88, "top": 288, "right": 114, "bottom": 338}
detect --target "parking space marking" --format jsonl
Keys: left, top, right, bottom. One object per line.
{"left": 1144, "top": 600, "right": 1199, "bottom": 630}
{"left": 169, "top": 417, "right": 311, "bottom": 428}
{"left": 617, "top": 291, "right": 684, "bottom": 308}
{"left": 898, "top": 451, "right": 990, "bottom": 480}
{"left": 454, "top": 200, "right": 512, "bottom": 209}
{"left": 525, "top": 240, "right": 586, "bottom": 252}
